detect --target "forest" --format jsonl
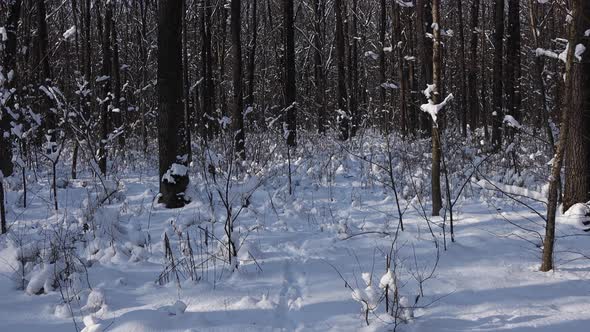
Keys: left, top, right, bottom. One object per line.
{"left": 0, "top": 0, "right": 589, "bottom": 331}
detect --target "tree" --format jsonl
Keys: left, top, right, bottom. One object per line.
{"left": 314, "top": 0, "right": 326, "bottom": 134}
{"left": 335, "top": 0, "right": 349, "bottom": 141}
{"left": 348, "top": 0, "right": 359, "bottom": 137}
{"left": 456, "top": 0, "right": 467, "bottom": 136}
{"left": 491, "top": 0, "right": 504, "bottom": 149}
{"left": 98, "top": 1, "right": 112, "bottom": 175}
{"left": 231, "top": 0, "right": 246, "bottom": 159}
{"left": 505, "top": 0, "right": 521, "bottom": 122}
{"left": 467, "top": 0, "right": 480, "bottom": 131}
{"left": 0, "top": 0, "right": 21, "bottom": 234}
{"left": 430, "top": 0, "right": 443, "bottom": 216}
{"left": 378, "top": 0, "right": 387, "bottom": 133}
{"left": 563, "top": 0, "right": 590, "bottom": 212}
{"left": 157, "top": 0, "right": 190, "bottom": 208}
{"left": 201, "top": 0, "right": 216, "bottom": 139}
{"left": 541, "top": 0, "right": 585, "bottom": 272}
{"left": 283, "top": 0, "right": 297, "bottom": 147}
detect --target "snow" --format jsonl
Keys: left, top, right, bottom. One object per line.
{"left": 63, "top": 26, "right": 76, "bottom": 40}
{"left": 364, "top": 51, "right": 379, "bottom": 60}
{"left": 0, "top": 27, "right": 7, "bottom": 42}
{"left": 421, "top": 92, "right": 454, "bottom": 123}
{"left": 162, "top": 163, "right": 188, "bottom": 184}
{"left": 381, "top": 82, "right": 399, "bottom": 90}
{"left": 378, "top": 269, "right": 395, "bottom": 290}
{"left": 1, "top": 134, "right": 590, "bottom": 331}
{"left": 503, "top": 115, "right": 522, "bottom": 129}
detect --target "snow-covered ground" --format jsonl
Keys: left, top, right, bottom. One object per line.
{"left": 1, "top": 137, "right": 589, "bottom": 332}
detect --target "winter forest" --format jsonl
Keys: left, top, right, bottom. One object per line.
{"left": 0, "top": 0, "right": 589, "bottom": 331}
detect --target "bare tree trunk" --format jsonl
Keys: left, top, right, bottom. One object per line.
{"left": 563, "top": 0, "right": 590, "bottom": 212}
{"left": 430, "top": 0, "right": 443, "bottom": 216}
{"left": 231, "top": 0, "right": 246, "bottom": 159}
{"left": 417, "top": 0, "right": 433, "bottom": 133}
{"left": 182, "top": 1, "right": 192, "bottom": 162}
{"left": 112, "top": 11, "right": 124, "bottom": 150}
{"left": 378, "top": 0, "right": 388, "bottom": 133}
{"left": 98, "top": 2, "right": 113, "bottom": 175}
{"left": 247, "top": 0, "right": 257, "bottom": 109}
{"left": 505, "top": 0, "right": 521, "bottom": 121}
{"left": 157, "top": 0, "right": 190, "bottom": 208}
{"left": 541, "top": 0, "right": 583, "bottom": 272}
{"left": 467, "top": 0, "right": 480, "bottom": 132}
{"left": 457, "top": 0, "right": 468, "bottom": 136}
{"left": 0, "top": 0, "right": 21, "bottom": 185}
{"left": 283, "top": 0, "right": 297, "bottom": 147}
{"left": 348, "top": 0, "right": 359, "bottom": 137}
{"left": 393, "top": 3, "right": 407, "bottom": 136}
{"left": 335, "top": 0, "right": 349, "bottom": 141}
{"left": 201, "top": 0, "right": 216, "bottom": 139}
{"left": 314, "top": 0, "right": 326, "bottom": 134}
{"left": 491, "top": 0, "right": 504, "bottom": 150}
{"left": 527, "top": 0, "right": 554, "bottom": 150}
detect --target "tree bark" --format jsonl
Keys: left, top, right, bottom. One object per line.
{"left": 0, "top": 0, "right": 21, "bottom": 181}
{"left": 348, "top": 0, "right": 359, "bottom": 137}
{"left": 431, "top": 0, "right": 443, "bottom": 216}
{"left": 505, "top": 0, "right": 521, "bottom": 121}
{"left": 541, "top": 0, "right": 582, "bottom": 272}
{"left": 283, "top": 0, "right": 297, "bottom": 147}
{"left": 231, "top": 0, "right": 246, "bottom": 159}
{"left": 491, "top": 0, "right": 504, "bottom": 150}
{"left": 157, "top": 0, "right": 190, "bottom": 208}
{"left": 467, "top": 0, "right": 480, "bottom": 132}
{"left": 335, "top": 0, "right": 349, "bottom": 141}
{"left": 563, "top": 0, "right": 590, "bottom": 212}
{"left": 98, "top": 2, "right": 112, "bottom": 175}
{"left": 314, "top": 0, "right": 326, "bottom": 134}
{"left": 457, "top": 0, "right": 468, "bottom": 136}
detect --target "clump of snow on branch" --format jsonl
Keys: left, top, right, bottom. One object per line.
{"left": 503, "top": 115, "right": 522, "bottom": 129}
{"left": 420, "top": 84, "right": 454, "bottom": 124}
{"left": 63, "top": 26, "right": 76, "bottom": 40}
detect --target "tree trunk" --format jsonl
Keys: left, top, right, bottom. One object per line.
{"left": 283, "top": 0, "right": 297, "bottom": 147}
{"left": 393, "top": 3, "right": 407, "bottom": 136}
{"left": 111, "top": 11, "right": 124, "bottom": 149}
{"left": 98, "top": 2, "right": 112, "bottom": 175}
{"left": 231, "top": 0, "right": 246, "bottom": 159}
{"left": 182, "top": 1, "right": 192, "bottom": 162}
{"left": 505, "top": 0, "right": 521, "bottom": 121}
{"left": 314, "top": 0, "right": 326, "bottom": 134}
{"left": 247, "top": 0, "right": 257, "bottom": 109}
{"left": 348, "top": 0, "right": 359, "bottom": 137}
{"left": 563, "top": 0, "right": 590, "bottom": 212}
{"left": 467, "top": 0, "right": 480, "bottom": 132}
{"left": 491, "top": 0, "right": 504, "bottom": 150}
{"left": 335, "top": 0, "right": 348, "bottom": 141}
{"left": 457, "top": 0, "right": 468, "bottom": 136}
{"left": 417, "top": 0, "right": 433, "bottom": 133}
{"left": 201, "top": 0, "right": 216, "bottom": 139}
{"left": 378, "top": 0, "right": 388, "bottom": 133}
{"left": 431, "top": 0, "right": 443, "bottom": 216}
{"left": 0, "top": 0, "right": 21, "bottom": 182}
{"left": 157, "top": 0, "right": 190, "bottom": 208}
{"left": 541, "top": 0, "right": 583, "bottom": 272}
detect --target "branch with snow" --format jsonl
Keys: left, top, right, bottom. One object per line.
{"left": 420, "top": 88, "right": 454, "bottom": 124}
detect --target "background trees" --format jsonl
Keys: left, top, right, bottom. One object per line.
{"left": 0, "top": 0, "right": 587, "bottom": 267}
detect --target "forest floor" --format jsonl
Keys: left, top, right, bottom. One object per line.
{"left": 1, "top": 144, "right": 590, "bottom": 332}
